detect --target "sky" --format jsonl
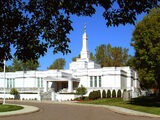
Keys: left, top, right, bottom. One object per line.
{"left": 6, "top": 7, "right": 146, "bottom": 70}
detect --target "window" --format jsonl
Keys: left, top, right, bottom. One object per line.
{"left": 90, "top": 76, "right": 93, "bottom": 87}
{"left": 7, "top": 78, "right": 9, "bottom": 88}
{"left": 99, "top": 76, "right": 101, "bottom": 87}
{"left": 37, "top": 77, "right": 43, "bottom": 88}
{"left": 37, "top": 78, "right": 40, "bottom": 88}
{"left": 10, "top": 78, "right": 12, "bottom": 88}
{"left": 41, "top": 78, "right": 43, "bottom": 88}
{"left": 6, "top": 78, "right": 15, "bottom": 88}
{"left": 94, "top": 76, "right": 97, "bottom": 87}
{"left": 13, "top": 79, "right": 15, "bottom": 88}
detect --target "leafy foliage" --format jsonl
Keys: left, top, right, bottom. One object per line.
{"left": 107, "top": 89, "right": 111, "bottom": 98}
{"left": 72, "top": 54, "right": 81, "bottom": 62}
{"left": 76, "top": 85, "right": 87, "bottom": 97}
{"left": 0, "top": 58, "right": 39, "bottom": 72}
{"left": 89, "top": 90, "right": 101, "bottom": 100}
{"left": 102, "top": 90, "right": 106, "bottom": 98}
{"left": 1, "top": 0, "right": 159, "bottom": 65}
{"left": 72, "top": 52, "right": 95, "bottom": 62}
{"left": 95, "top": 44, "right": 129, "bottom": 67}
{"left": 112, "top": 89, "right": 116, "bottom": 98}
{"left": 48, "top": 58, "right": 66, "bottom": 70}
{"left": 131, "top": 7, "right": 160, "bottom": 91}
{"left": 10, "top": 88, "right": 19, "bottom": 95}
{"left": 117, "top": 89, "right": 122, "bottom": 98}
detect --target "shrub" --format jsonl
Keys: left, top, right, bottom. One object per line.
{"left": 112, "top": 89, "right": 116, "bottom": 98}
{"left": 89, "top": 91, "right": 96, "bottom": 100}
{"left": 102, "top": 90, "right": 106, "bottom": 98}
{"left": 117, "top": 89, "right": 122, "bottom": 98}
{"left": 97, "top": 90, "right": 101, "bottom": 98}
{"left": 76, "top": 85, "right": 87, "bottom": 98}
{"left": 107, "top": 90, "right": 111, "bottom": 98}
{"left": 89, "top": 90, "right": 101, "bottom": 100}
{"left": 10, "top": 88, "right": 19, "bottom": 95}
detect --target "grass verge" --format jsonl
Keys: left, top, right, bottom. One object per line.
{"left": 78, "top": 96, "right": 160, "bottom": 115}
{"left": 0, "top": 104, "right": 23, "bottom": 112}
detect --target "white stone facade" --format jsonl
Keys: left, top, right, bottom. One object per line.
{"left": 0, "top": 25, "right": 140, "bottom": 100}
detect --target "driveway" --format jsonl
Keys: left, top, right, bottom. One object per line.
{"left": 0, "top": 101, "right": 159, "bottom": 120}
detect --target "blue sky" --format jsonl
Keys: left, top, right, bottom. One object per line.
{"left": 6, "top": 7, "right": 146, "bottom": 70}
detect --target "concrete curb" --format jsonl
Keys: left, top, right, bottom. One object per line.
{"left": 0, "top": 104, "right": 40, "bottom": 117}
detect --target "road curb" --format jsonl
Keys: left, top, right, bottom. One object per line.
{"left": 0, "top": 104, "right": 40, "bottom": 117}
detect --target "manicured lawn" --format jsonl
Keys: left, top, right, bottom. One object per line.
{"left": 78, "top": 96, "right": 160, "bottom": 115}
{"left": 0, "top": 104, "right": 23, "bottom": 112}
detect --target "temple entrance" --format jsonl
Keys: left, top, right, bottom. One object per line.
{"left": 44, "top": 76, "right": 80, "bottom": 93}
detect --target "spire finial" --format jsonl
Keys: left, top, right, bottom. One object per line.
{"left": 84, "top": 23, "right": 86, "bottom": 33}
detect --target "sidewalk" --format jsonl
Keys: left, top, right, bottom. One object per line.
{"left": 0, "top": 104, "right": 39, "bottom": 117}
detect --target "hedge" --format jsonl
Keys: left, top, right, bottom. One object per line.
{"left": 107, "top": 90, "right": 111, "bottom": 98}
{"left": 102, "top": 90, "right": 106, "bottom": 98}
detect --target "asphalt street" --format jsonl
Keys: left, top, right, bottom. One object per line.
{"left": 0, "top": 101, "right": 159, "bottom": 120}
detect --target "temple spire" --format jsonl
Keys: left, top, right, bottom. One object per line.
{"left": 84, "top": 23, "right": 86, "bottom": 33}
{"left": 81, "top": 24, "right": 90, "bottom": 59}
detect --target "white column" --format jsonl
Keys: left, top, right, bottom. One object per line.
{"left": 68, "top": 80, "right": 73, "bottom": 93}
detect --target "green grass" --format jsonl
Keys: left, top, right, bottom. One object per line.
{"left": 78, "top": 96, "right": 160, "bottom": 115}
{"left": 0, "top": 104, "right": 23, "bottom": 112}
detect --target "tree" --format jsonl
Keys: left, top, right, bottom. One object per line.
{"left": 107, "top": 89, "right": 111, "bottom": 98}
{"left": 1, "top": 0, "right": 159, "bottom": 65}
{"left": 0, "top": 58, "right": 39, "bottom": 72}
{"left": 10, "top": 88, "right": 19, "bottom": 99}
{"left": 10, "top": 58, "right": 39, "bottom": 71}
{"left": 117, "top": 89, "right": 122, "bottom": 98}
{"left": 90, "top": 52, "right": 95, "bottom": 61}
{"left": 76, "top": 85, "right": 87, "bottom": 98}
{"left": 48, "top": 58, "right": 66, "bottom": 70}
{"left": 72, "top": 54, "right": 80, "bottom": 62}
{"left": 95, "top": 44, "right": 129, "bottom": 67}
{"left": 102, "top": 90, "right": 106, "bottom": 98}
{"left": 125, "top": 55, "right": 136, "bottom": 69}
{"left": 131, "top": 7, "right": 160, "bottom": 92}
{"left": 72, "top": 52, "right": 95, "bottom": 62}
{"left": 112, "top": 89, "right": 116, "bottom": 98}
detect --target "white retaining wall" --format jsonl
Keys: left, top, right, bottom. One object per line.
{"left": 0, "top": 94, "right": 39, "bottom": 100}
{"left": 55, "top": 93, "right": 79, "bottom": 101}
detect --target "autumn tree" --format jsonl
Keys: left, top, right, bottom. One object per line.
{"left": 131, "top": 7, "right": 160, "bottom": 92}
{"left": 95, "top": 44, "right": 129, "bottom": 67}
{"left": 1, "top": 0, "right": 159, "bottom": 66}
{"left": 48, "top": 58, "right": 66, "bottom": 70}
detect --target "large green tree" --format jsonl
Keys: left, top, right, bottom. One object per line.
{"left": 131, "top": 7, "right": 160, "bottom": 91}
{"left": 72, "top": 52, "right": 95, "bottom": 61}
{"left": 1, "top": 0, "right": 159, "bottom": 65}
{"left": 95, "top": 44, "right": 129, "bottom": 67}
{"left": 48, "top": 58, "right": 66, "bottom": 70}
{"left": 0, "top": 58, "right": 39, "bottom": 72}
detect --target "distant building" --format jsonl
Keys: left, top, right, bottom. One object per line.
{"left": 0, "top": 25, "right": 140, "bottom": 101}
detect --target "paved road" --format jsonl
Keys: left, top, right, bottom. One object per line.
{"left": 0, "top": 101, "right": 159, "bottom": 120}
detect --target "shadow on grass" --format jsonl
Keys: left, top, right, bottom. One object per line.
{"left": 128, "top": 96, "right": 160, "bottom": 107}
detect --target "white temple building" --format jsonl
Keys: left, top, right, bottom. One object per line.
{"left": 0, "top": 25, "right": 140, "bottom": 101}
